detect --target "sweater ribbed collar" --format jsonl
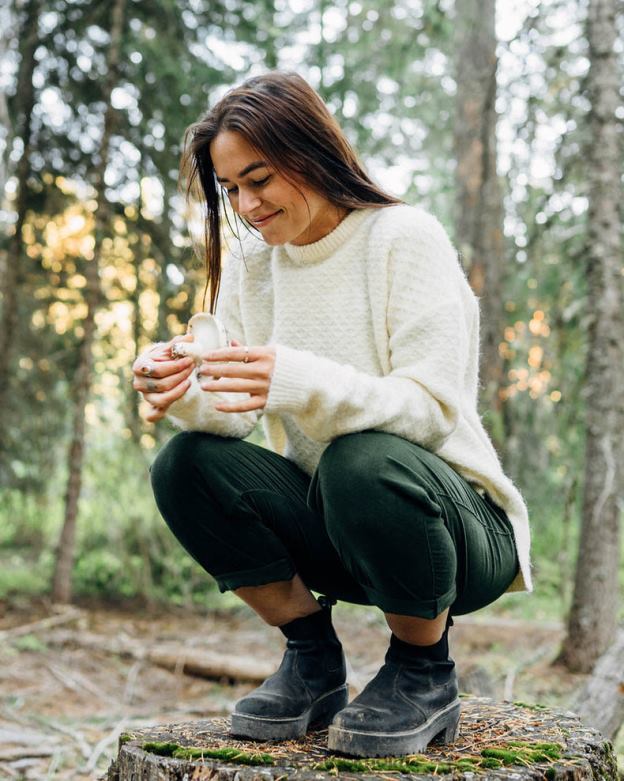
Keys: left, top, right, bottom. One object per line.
{"left": 282, "top": 207, "right": 373, "bottom": 265}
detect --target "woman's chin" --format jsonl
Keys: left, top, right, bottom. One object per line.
{"left": 260, "top": 232, "right": 286, "bottom": 246}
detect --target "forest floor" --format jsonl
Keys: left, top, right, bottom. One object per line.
{"left": 0, "top": 597, "right": 622, "bottom": 780}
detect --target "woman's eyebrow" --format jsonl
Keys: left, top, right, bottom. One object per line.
{"left": 216, "top": 161, "right": 268, "bottom": 183}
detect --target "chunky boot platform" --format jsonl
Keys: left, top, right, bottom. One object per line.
{"left": 328, "top": 619, "right": 460, "bottom": 757}
{"left": 231, "top": 597, "right": 348, "bottom": 741}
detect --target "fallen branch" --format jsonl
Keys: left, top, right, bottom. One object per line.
{"left": 0, "top": 607, "right": 83, "bottom": 641}
{"left": 44, "top": 629, "right": 276, "bottom": 683}
{"left": 0, "top": 747, "right": 56, "bottom": 761}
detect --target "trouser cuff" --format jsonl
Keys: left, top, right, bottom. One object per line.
{"left": 361, "top": 584, "right": 457, "bottom": 619}
{"left": 215, "top": 557, "right": 296, "bottom": 593}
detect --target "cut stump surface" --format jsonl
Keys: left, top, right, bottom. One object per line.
{"left": 105, "top": 695, "right": 618, "bottom": 780}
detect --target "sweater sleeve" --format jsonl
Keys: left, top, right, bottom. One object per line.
{"left": 165, "top": 253, "right": 261, "bottom": 439}
{"left": 264, "top": 214, "right": 472, "bottom": 450}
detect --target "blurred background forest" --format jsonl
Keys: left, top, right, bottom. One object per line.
{"left": 2, "top": 0, "right": 624, "bottom": 776}
{"left": 1, "top": 0, "right": 623, "bottom": 653}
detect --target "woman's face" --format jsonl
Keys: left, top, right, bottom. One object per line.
{"left": 210, "top": 130, "right": 343, "bottom": 246}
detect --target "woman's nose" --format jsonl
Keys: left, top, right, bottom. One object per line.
{"left": 238, "top": 187, "right": 261, "bottom": 215}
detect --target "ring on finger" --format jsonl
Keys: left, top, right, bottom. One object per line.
{"left": 141, "top": 363, "right": 154, "bottom": 377}
{"left": 243, "top": 345, "right": 249, "bottom": 363}
{"left": 147, "top": 379, "right": 157, "bottom": 392}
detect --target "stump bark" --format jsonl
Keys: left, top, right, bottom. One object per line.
{"left": 105, "top": 696, "right": 618, "bottom": 781}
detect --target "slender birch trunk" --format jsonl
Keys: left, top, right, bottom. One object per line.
{"left": 557, "top": 0, "right": 624, "bottom": 672}
{"left": 52, "top": 0, "right": 127, "bottom": 603}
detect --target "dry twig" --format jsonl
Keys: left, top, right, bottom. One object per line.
{"left": 0, "top": 608, "right": 83, "bottom": 641}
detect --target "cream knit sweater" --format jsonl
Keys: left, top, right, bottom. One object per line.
{"left": 167, "top": 204, "right": 532, "bottom": 594}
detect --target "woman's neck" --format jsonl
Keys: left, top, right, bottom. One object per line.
{"left": 289, "top": 205, "right": 352, "bottom": 246}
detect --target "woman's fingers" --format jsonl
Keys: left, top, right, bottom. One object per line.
{"left": 133, "top": 351, "right": 193, "bottom": 380}
{"left": 133, "top": 364, "right": 194, "bottom": 394}
{"left": 195, "top": 343, "right": 275, "bottom": 413}
{"left": 199, "top": 377, "right": 266, "bottom": 394}
{"left": 214, "top": 397, "right": 267, "bottom": 413}
{"left": 145, "top": 404, "right": 167, "bottom": 423}
{"left": 198, "top": 362, "right": 263, "bottom": 379}
{"left": 143, "top": 374, "right": 193, "bottom": 409}
{"left": 200, "top": 346, "right": 259, "bottom": 364}
{"left": 132, "top": 336, "right": 197, "bottom": 423}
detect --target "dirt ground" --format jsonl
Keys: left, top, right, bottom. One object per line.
{"left": 0, "top": 598, "right": 614, "bottom": 780}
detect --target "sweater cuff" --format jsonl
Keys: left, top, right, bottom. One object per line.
{"left": 265, "top": 344, "right": 315, "bottom": 413}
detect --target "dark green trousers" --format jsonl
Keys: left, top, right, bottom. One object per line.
{"left": 150, "top": 430, "right": 519, "bottom": 618}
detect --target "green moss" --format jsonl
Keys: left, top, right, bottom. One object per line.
{"left": 482, "top": 748, "right": 526, "bottom": 764}
{"left": 142, "top": 738, "right": 563, "bottom": 774}
{"left": 141, "top": 741, "right": 275, "bottom": 765}
{"left": 481, "top": 741, "right": 562, "bottom": 768}
{"left": 512, "top": 700, "right": 550, "bottom": 711}
{"left": 119, "top": 732, "right": 137, "bottom": 746}
{"left": 480, "top": 757, "right": 503, "bottom": 769}
{"left": 504, "top": 740, "right": 562, "bottom": 761}
{"left": 314, "top": 757, "right": 456, "bottom": 774}
{"left": 174, "top": 747, "right": 275, "bottom": 765}
{"left": 142, "top": 741, "right": 179, "bottom": 756}
{"left": 315, "top": 739, "right": 562, "bottom": 775}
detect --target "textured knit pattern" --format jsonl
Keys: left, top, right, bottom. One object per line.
{"left": 167, "top": 205, "right": 532, "bottom": 593}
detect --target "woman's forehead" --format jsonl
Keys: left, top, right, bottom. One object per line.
{"left": 211, "top": 131, "right": 267, "bottom": 181}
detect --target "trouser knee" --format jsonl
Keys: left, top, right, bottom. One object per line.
{"left": 315, "top": 431, "right": 434, "bottom": 543}
{"left": 150, "top": 431, "right": 230, "bottom": 534}
{"left": 151, "top": 431, "right": 208, "bottom": 496}
{"left": 313, "top": 432, "right": 457, "bottom": 613}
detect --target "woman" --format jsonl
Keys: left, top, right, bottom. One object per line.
{"left": 132, "top": 71, "right": 532, "bottom": 758}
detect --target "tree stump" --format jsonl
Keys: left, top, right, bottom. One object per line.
{"left": 105, "top": 696, "right": 618, "bottom": 780}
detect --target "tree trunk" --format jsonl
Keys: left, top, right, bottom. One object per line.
{"left": 129, "top": 250, "right": 144, "bottom": 444}
{"left": 106, "top": 698, "right": 619, "bottom": 781}
{"left": 51, "top": 0, "right": 127, "bottom": 603}
{"left": 452, "top": 0, "right": 505, "bottom": 451}
{"left": 0, "top": 0, "right": 40, "bottom": 473}
{"left": 0, "top": 1, "right": 16, "bottom": 198}
{"left": 571, "top": 628, "right": 624, "bottom": 741}
{"left": 557, "top": 0, "right": 624, "bottom": 672}
{"left": 127, "top": 150, "right": 147, "bottom": 445}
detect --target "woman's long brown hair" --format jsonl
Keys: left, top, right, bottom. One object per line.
{"left": 180, "top": 71, "right": 403, "bottom": 313}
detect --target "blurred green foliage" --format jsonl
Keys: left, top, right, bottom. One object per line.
{"left": 0, "top": 0, "right": 622, "bottom": 613}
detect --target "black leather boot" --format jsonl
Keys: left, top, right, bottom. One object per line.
{"left": 328, "top": 617, "right": 460, "bottom": 757}
{"left": 230, "top": 597, "right": 348, "bottom": 740}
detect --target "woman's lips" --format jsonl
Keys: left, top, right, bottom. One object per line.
{"left": 252, "top": 210, "right": 281, "bottom": 227}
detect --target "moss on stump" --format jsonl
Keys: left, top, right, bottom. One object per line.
{"left": 106, "top": 695, "right": 618, "bottom": 780}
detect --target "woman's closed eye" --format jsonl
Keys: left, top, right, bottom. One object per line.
{"left": 226, "top": 175, "right": 271, "bottom": 195}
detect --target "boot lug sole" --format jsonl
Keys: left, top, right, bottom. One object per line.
{"left": 327, "top": 699, "right": 461, "bottom": 757}
{"left": 231, "top": 685, "right": 349, "bottom": 741}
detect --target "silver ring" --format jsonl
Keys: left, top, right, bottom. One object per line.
{"left": 243, "top": 345, "right": 249, "bottom": 363}
{"left": 147, "top": 379, "right": 157, "bottom": 392}
{"left": 141, "top": 363, "right": 154, "bottom": 378}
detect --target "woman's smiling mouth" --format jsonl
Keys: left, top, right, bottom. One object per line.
{"left": 251, "top": 210, "right": 282, "bottom": 227}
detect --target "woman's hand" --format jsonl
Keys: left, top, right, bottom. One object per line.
{"left": 132, "top": 336, "right": 195, "bottom": 423}
{"left": 197, "top": 338, "right": 276, "bottom": 413}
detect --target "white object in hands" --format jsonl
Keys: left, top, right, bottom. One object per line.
{"left": 171, "top": 313, "right": 229, "bottom": 363}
